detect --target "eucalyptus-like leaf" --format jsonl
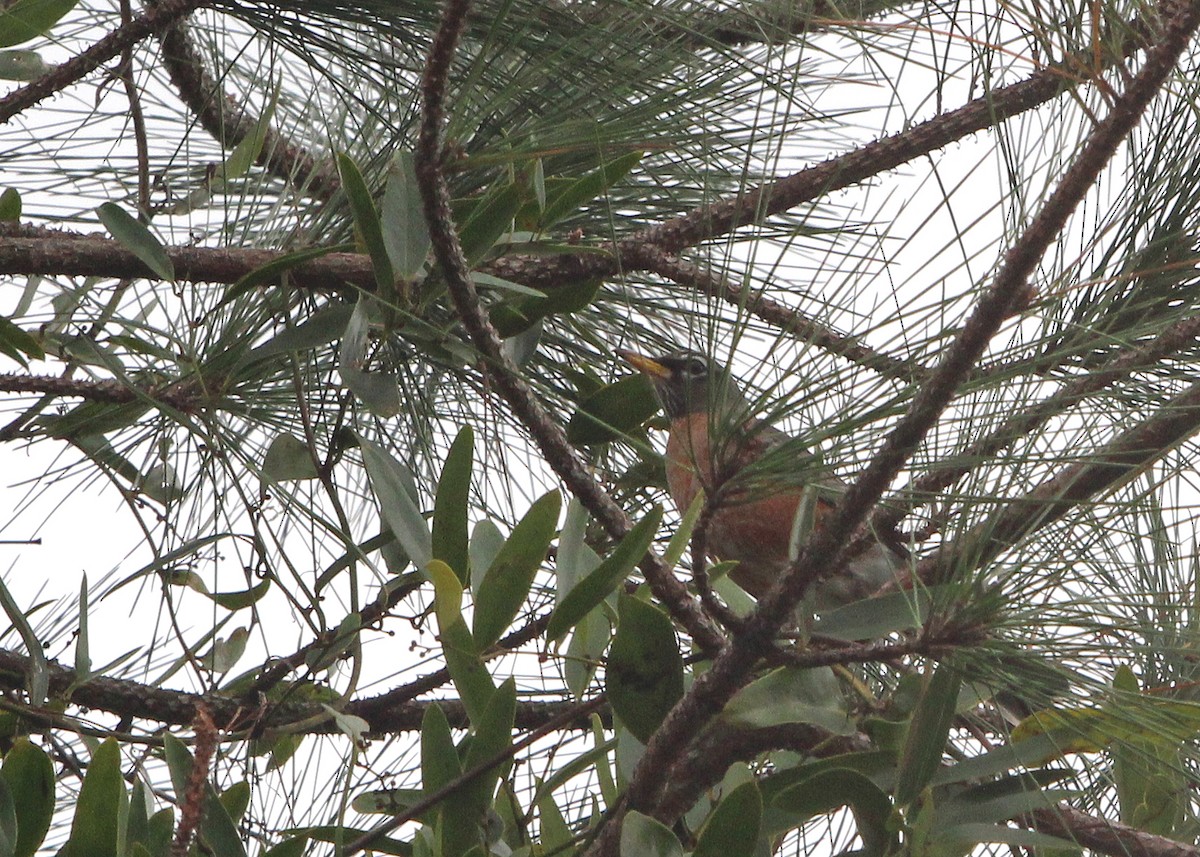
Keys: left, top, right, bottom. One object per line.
{"left": 895, "top": 661, "right": 962, "bottom": 807}
{"left": 96, "top": 203, "right": 175, "bottom": 282}
{"left": 0, "top": 0, "right": 77, "bottom": 47}
{"left": 337, "top": 152, "right": 395, "bottom": 297}
{"left": 359, "top": 437, "right": 432, "bottom": 570}
{"left": 606, "top": 593, "right": 683, "bottom": 744}
{"left": 567, "top": 374, "right": 659, "bottom": 445}
{"left": 432, "top": 426, "right": 473, "bottom": 582}
{"left": 473, "top": 490, "right": 560, "bottom": 650}
{"left": 381, "top": 152, "right": 431, "bottom": 279}
{"left": 620, "top": 810, "right": 684, "bottom": 857}
{"left": 0, "top": 738, "right": 53, "bottom": 857}
{"left": 261, "top": 432, "right": 320, "bottom": 484}
{"left": 693, "top": 780, "right": 762, "bottom": 857}
{"left": 66, "top": 738, "right": 123, "bottom": 857}
{"left": 547, "top": 505, "right": 661, "bottom": 642}
{"left": 772, "top": 768, "right": 895, "bottom": 857}
{"left": 428, "top": 560, "right": 494, "bottom": 723}
{"left": 722, "top": 665, "right": 854, "bottom": 734}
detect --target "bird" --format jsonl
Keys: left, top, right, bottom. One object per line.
{"left": 618, "top": 348, "right": 906, "bottom": 612}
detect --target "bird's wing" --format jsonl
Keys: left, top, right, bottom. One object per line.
{"left": 741, "top": 419, "right": 910, "bottom": 560}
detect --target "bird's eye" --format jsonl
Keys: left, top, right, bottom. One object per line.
{"left": 685, "top": 358, "right": 706, "bottom": 377}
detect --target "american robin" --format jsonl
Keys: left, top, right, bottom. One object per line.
{"left": 618, "top": 348, "right": 906, "bottom": 611}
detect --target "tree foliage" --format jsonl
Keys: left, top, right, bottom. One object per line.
{"left": 3, "top": 0, "right": 1200, "bottom": 856}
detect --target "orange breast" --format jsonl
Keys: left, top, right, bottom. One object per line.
{"left": 665, "top": 414, "right": 804, "bottom": 599}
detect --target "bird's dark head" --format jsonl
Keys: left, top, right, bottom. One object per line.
{"left": 617, "top": 349, "right": 747, "bottom": 420}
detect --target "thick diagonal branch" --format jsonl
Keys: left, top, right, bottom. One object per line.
{"left": 414, "top": 0, "right": 725, "bottom": 652}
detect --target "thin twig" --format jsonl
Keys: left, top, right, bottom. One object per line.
{"left": 0, "top": 0, "right": 206, "bottom": 124}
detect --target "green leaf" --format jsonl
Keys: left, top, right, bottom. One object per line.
{"left": 432, "top": 427, "right": 474, "bottom": 583}
{"left": 210, "top": 578, "right": 271, "bottom": 611}
{"left": 547, "top": 506, "right": 661, "bottom": 642}
{"left": 359, "top": 437, "right": 432, "bottom": 570}
{"left": 468, "top": 519, "right": 505, "bottom": 593}
{"left": 0, "top": 50, "right": 46, "bottom": 80}
{"left": 96, "top": 203, "right": 175, "bottom": 282}
{"left": 0, "top": 0, "right": 77, "bottom": 47}
{"left": 723, "top": 665, "right": 855, "bottom": 734}
{"left": 939, "top": 822, "right": 1081, "bottom": 851}
{"left": 540, "top": 151, "right": 643, "bottom": 229}
{"left": 260, "top": 836, "right": 309, "bottom": 857}
{"left": 0, "top": 577, "right": 48, "bottom": 705}
{"left": 693, "top": 780, "right": 762, "bottom": 857}
{"left": 218, "top": 88, "right": 277, "bottom": 184}
{"left": 772, "top": 768, "right": 895, "bottom": 857}
{"left": 490, "top": 277, "right": 602, "bottom": 338}
{"left": 219, "top": 781, "right": 251, "bottom": 823}
{"left": 662, "top": 492, "right": 704, "bottom": 571}
{"left": 895, "top": 660, "right": 962, "bottom": 807}
{"left": 340, "top": 299, "right": 401, "bottom": 417}
{"left": 67, "top": 738, "right": 124, "bottom": 857}
{"left": 222, "top": 244, "right": 353, "bottom": 305}
{"left": 0, "top": 738, "right": 53, "bottom": 857}
{"left": 337, "top": 152, "right": 395, "bottom": 297}
{"left": 0, "top": 778, "right": 16, "bottom": 857}
{"left": 421, "top": 702, "right": 462, "bottom": 798}
{"left": 931, "top": 733, "right": 1066, "bottom": 786}
{"left": 568, "top": 374, "right": 660, "bottom": 445}
{"left": 428, "top": 560, "right": 494, "bottom": 724}
{"left": 162, "top": 735, "right": 248, "bottom": 857}
{"left": 0, "top": 316, "right": 41, "bottom": 368}
{"left": 458, "top": 677, "right": 517, "bottom": 812}
{"left": 538, "top": 792, "right": 571, "bottom": 852}
{"left": 758, "top": 751, "right": 896, "bottom": 808}
{"left": 381, "top": 152, "right": 431, "bottom": 280}
{"left": 75, "top": 575, "right": 90, "bottom": 680}
{"left": 472, "top": 490, "right": 561, "bottom": 649}
{"left": 606, "top": 593, "right": 683, "bottom": 744}
{"left": 619, "top": 810, "right": 683, "bottom": 857}
{"left": 457, "top": 183, "right": 523, "bottom": 265}
{"left": 439, "top": 679, "right": 516, "bottom": 857}
{"left": 0, "top": 188, "right": 20, "bottom": 219}
{"left": 289, "top": 825, "right": 410, "bottom": 856}
{"left": 261, "top": 433, "right": 320, "bottom": 484}
{"left": 470, "top": 272, "right": 545, "bottom": 298}
{"left": 940, "top": 773, "right": 1074, "bottom": 826}
{"left": 812, "top": 587, "right": 941, "bottom": 641}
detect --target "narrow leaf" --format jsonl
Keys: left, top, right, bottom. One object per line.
{"left": 337, "top": 152, "right": 395, "bottom": 297}
{"left": 261, "top": 433, "right": 319, "bottom": 484}
{"left": 567, "top": 375, "right": 658, "bottom": 444}
{"left": 428, "top": 560, "right": 494, "bottom": 723}
{"left": 359, "top": 437, "right": 432, "bottom": 570}
{"left": 96, "top": 203, "right": 175, "bottom": 282}
{"left": 0, "top": 738, "right": 53, "bottom": 857}
{"left": 432, "top": 427, "right": 473, "bottom": 583}
{"left": 381, "top": 152, "right": 431, "bottom": 279}
{"left": 619, "top": 810, "right": 683, "bottom": 857}
{"left": 67, "top": 738, "right": 123, "bottom": 857}
{"left": 0, "top": 0, "right": 77, "bottom": 47}
{"left": 541, "top": 151, "right": 643, "bottom": 229}
{"left": 547, "top": 506, "right": 661, "bottom": 642}
{"left": 895, "top": 660, "right": 962, "bottom": 806}
{"left": 473, "top": 490, "right": 561, "bottom": 649}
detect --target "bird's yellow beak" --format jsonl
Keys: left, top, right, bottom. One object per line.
{"left": 617, "top": 349, "right": 671, "bottom": 379}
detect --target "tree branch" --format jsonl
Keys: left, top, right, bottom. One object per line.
{"left": 0, "top": 0, "right": 206, "bottom": 124}
{"left": 585, "top": 3, "right": 1200, "bottom": 850}
{"left": 413, "top": 0, "right": 726, "bottom": 653}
